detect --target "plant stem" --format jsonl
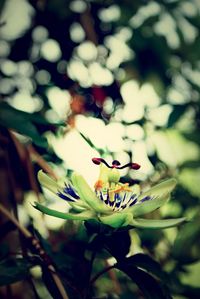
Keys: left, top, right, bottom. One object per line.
{"left": 90, "top": 265, "right": 115, "bottom": 284}
{"left": 0, "top": 203, "right": 69, "bottom": 299}
{"left": 84, "top": 249, "right": 97, "bottom": 299}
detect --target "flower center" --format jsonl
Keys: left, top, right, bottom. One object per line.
{"left": 92, "top": 157, "right": 140, "bottom": 204}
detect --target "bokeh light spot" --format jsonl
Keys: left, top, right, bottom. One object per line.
{"left": 41, "top": 39, "right": 62, "bottom": 62}
{"left": 126, "top": 124, "right": 144, "bottom": 140}
{"left": 0, "top": 78, "right": 15, "bottom": 94}
{"left": 18, "top": 61, "right": 34, "bottom": 76}
{"left": 47, "top": 87, "right": 71, "bottom": 120}
{"left": 1, "top": 0, "right": 35, "bottom": 40}
{"left": 89, "top": 62, "right": 114, "bottom": 86}
{"left": 98, "top": 5, "right": 121, "bottom": 22}
{"left": 0, "top": 41, "right": 10, "bottom": 57}
{"left": 69, "top": 0, "right": 87, "bottom": 13}
{"left": 32, "top": 26, "right": 49, "bottom": 43}
{"left": 1, "top": 59, "right": 17, "bottom": 76}
{"left": 70, "top": 22, "right": 85, "bottom": 43}
{"left": 147, "top": 104, "right": 173, "bottom": 127}
{"left": 8, "top": 92, "right": 43, "bottom": 113}
{"left": 36, "top": 69, "right": 51, "bottom": 85}
{"left": 76, "top": 41, "right": 97, "bottom": 61}
{"left": 67, "top": 60, "right": 90, "bottom": 86}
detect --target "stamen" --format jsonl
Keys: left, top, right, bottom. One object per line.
{"left": 94, "top": 180, "right": 103, "bottom": 190}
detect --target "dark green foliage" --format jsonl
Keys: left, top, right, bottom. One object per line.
{"left": 172, "top": 215, "right": 200, "bottom": 264}
{"left": 0, "top": 103, "right": 47, "bottom": 147}
{"left": 167, "top": 105, "right": 189, "bottom": 128}
{"left": 0, "top": 258, "right": 33, "bottom": 286}
{"left": 116, "top": 262, "right": 171, "bottom": 299}
{"left": 122, "top": 253, "right": 169, "bottom": 282}
{"left": 0, "top": 102, "right": 64, "bottom": 147}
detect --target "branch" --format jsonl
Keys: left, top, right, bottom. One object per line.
{"left": 28, "top": 144, "right": 58, "bottom": 180}
{"left": 0, "top": 203, "right": 69, "bottom": 299}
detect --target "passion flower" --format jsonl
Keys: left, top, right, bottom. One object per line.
{"left": 35, "top": 158, "right": 185, "bottom": 229}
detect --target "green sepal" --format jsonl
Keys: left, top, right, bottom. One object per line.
{"left": 71, "top": 172, "right": 110, "bottom": 213}
{"left": 34, "top": 202, "right": 95, "bottom": 221}
{"left": 38, "top": 170, "right": 89, "bottom": 209}
{"left": 130, "top": 217, "right": 186, "bottom": 229}
{"left": 129, "top": 193, "right": 170, "bottom": 217}
{"left": 99, "top": 212, "right": 132, "bottom": 228}
{"left": 138, "top": 178, "right": 177, "bottom": 200}
{"left": 37, "top": 170, "right": 58, "bottom": 194}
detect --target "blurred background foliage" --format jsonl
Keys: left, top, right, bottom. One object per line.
{"left": 0, "top": 0, "right": 200, "bottom": 298}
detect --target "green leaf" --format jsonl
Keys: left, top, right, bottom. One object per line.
{"left": 0, "top": 244, "right": 9, "bottom": 261}
{"left": 104, "top": 230, "right": 131, "bottom": 260}
{"left": 53, "top": 252, "right": 89, "bottom": 298}
{"left": 31, "top": 112, "right": 64, "bottom": 126}
{"left": 79, "top": 132, "right": 96, "bottom": 149}
{"left": 116, "top": 261, "right": 172, "bottom": 299}
{"left": 167, "top": 104, "right": 188, "bottom": 128}
{"left": 131, "top": 217, "right": 186, "bottom": 229}
{"left": 0, "top": 258, "right": 32, "bottom": 286}
{"left": 84, "top": 219, "right": 113, "bottom": 235}
{"left": 125, "top": 254, "right": 169, "bottom": 282}
{"left": 34, "top": 202, "right": 95, "bottom": 221}
{"left": 0, "top": 102, "right": 47, "bottom": 147}
{"left": 172, "top": 216, "right": 200, "bottom": 264}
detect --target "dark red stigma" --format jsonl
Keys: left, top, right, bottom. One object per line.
{"left": 92, "top": 158, "right": 102, "bottom": 165}
{"left": 112, "top": 160, "right": 121, "bottom": 168}
{"left": 92, "top": 158, "right": 140, "bottom": 170}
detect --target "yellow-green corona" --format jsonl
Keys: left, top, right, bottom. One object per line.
{"left": 35, "top": 158, "right": 186, "bottom": 229}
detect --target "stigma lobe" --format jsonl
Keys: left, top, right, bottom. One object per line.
{"left": 92, "top": 158, "right": 140, "bottom": 170}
